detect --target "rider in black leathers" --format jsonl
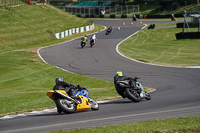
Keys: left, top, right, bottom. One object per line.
{"left": 114, "top": 71, "right": 133, "bottom": 98}
{"left": 53, "top": 77, "right": 77, "bottom": 98}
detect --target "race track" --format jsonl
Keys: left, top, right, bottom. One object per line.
{"left": 1, "top": 19, "right": 200, "bottom": 133}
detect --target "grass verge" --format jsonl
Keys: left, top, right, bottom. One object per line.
{"left": 44, "top": 115, "right": 200, "bottom": 133}
{"left": 119, "top": 26, "right": 200, "bottom": 67}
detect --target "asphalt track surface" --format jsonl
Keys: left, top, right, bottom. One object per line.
{"left": 1, "top": 20, "right": 200, "bottom": 133}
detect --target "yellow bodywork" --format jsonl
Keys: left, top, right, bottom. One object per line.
{"left": 77, "top": 96, "right": 91, "bottom": 111}
{"left": 47, "top": 90, "right": 91, "bottom": 111}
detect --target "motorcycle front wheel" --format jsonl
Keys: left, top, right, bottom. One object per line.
{"left": 56, "top": 98, "right": 76, "bottom": 114}
{"left": 145, "top": 91, "right": 151, "bottom": 100}
{"left": 88, "top": 98, "right": 99, "bottom": 110}
{"left": 125, "top": 88, "right": 141, "bottom": 102}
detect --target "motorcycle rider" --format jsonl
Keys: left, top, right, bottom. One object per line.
{"left": 108, "top": 26, "right": 112, "bottom": 32}
{"left": 114, "top": 71, "right": 133, "bottom": 98}
{"left": 171, "top": 14, "right": 175, "bottom": 21}
{"left": 53, "top": 77, "right": 78, "bottom": 99}
{"left": 81, "top": 35, "right": 88, "bottom": 43}
{"left": 132, "top": 14, "right": 137, "bottom": 21}
{"left": 90, "top": 34, "right": 97, "bottom": 45}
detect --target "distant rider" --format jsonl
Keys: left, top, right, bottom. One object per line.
{"left": 133, "top": 14, "right": 137, "bottom": 21}
{"left": 81, "top": 35, "right": 88, "bottom": 43}
{"left": 53, "top": 77, "right": 78, "bottom": 99}
{"left": 90, "top": 34, "right": 97, "bottom": 44}
{"left": 108, "top": 26, "right": 112, "bottom": 32}
{"left": 114, "top": 71, "right": 133, "bottom": 98}
{"left": 171, "top": 14, "right": 175, "bottom": 21}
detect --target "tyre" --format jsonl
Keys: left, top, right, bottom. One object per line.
{"left": 56, "top": 103, "right": 63, "bottom": 113}
{"left": 125, "top": 88, "right": 141, "bottom": 102}
{"left": 81, "top": 42, "right": 85, "bottom": 48}
{"left": 88, "top": 98, "right": 99, "bottom": 110}
{"left": 145, "top": 91, "right": 151, "bottom": 100}
{"left": 56, "top": 98, "right": 75, "bottom": 114}
{"left": 90, "top": 42, "right": 93, "bottom": 47}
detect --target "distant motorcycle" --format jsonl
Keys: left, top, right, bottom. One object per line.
{"left": 81, "top": 40, "right": 86, "bottom": 48}
{"left": 105, "top": 28, "right": 112, "bottom": 35}
{"left": 116, "top": 77, "right": 151, "bottom": 102}
{"left": 90, "top": 39, "right": 95, "bottom": 47}
{"left": 148, "top": 22, "right": 155, "bottom": 29}
{"left": 47, "top": 86, "right": 99, "bottom": 114}
{"left": 171, "top": 16, "right": 175, "bottom": 21}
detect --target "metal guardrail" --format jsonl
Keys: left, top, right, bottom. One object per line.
{"left": 57, "top": 5, "right": 140, "bottom": 15}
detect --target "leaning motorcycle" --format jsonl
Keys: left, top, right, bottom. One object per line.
{"left": 105, "top": 28, "right": 112, "bottom": 35}
{"left": 47, "top": 86, "right": 99, "bottom": 114}
{"left": 116, "top": 77, "right": 151, "bottom": 102}
{"left": 81, "top": 40, "right": 86, "bottom": 48}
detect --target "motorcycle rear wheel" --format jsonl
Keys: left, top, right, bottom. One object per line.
{"left": 81, "top": 43, "right": 85, "bottom": 48}
{"left": 88, "top": 98, "right": 99, "bottom": 110}
{"left": 125, "top": 88, "right": 141, "bottom": 102}
{"left": 56, "top": 98, "right": 75, "bottom": 114}
{"left": 90, "top": 42, "right": 94, "bottom": 47}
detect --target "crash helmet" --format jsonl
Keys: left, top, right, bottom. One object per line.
{"left": 115, "top": 71, "right": 123, "bottom": 76}
{"left": 84, "top": 35, "right": 87, "bottom": 37}
{"left": 55, "top": 77, "right": 64, "bottom": 83}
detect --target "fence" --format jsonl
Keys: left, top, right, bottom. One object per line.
{"left": 0, "top": 0, "right": 25, "bottom": 7}
{"left": 57, "top": 5, "right": 140, "bottom": 16}
{"left": 182, "top": 10, "right": 200, "bottom": 32}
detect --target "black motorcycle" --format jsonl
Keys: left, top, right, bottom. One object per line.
{"left": 81, "top": 40, "right": 86, "bottom": 48}
{"left": 116, "top": 77, "right": 151, "bottom": 102}
{"left": 105, "top": 28, "right": 112, "bottom": 35}
{"left": 148, "top": 22, "right": 155, "bottom": 29}
{"left": 90, "top": 39, "right": 95, "bottom": 47}
{"left": 171, "top": 16, "right": 175, "bottom": 21}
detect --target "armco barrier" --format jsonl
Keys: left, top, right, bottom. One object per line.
{"left": 176, "top": 32, "right": 200, "bottom": 39}
{"left": 144, "top": 13, "right": 183, "bottom": 19}
{"left": 76, "top": 14, "right": 141, "bottom": 18}
{"left": 53, "top": 23, "right": 95, "bottom": 39}
{"left": 76, "top": 13, "right": 183, "bottom": 19}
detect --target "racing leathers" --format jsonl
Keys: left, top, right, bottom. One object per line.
{"left": 53, "top": 81, "right": 77, "bottom": 98}
{"left": 90, "top": 35, "right": 97, "bottom": 44}
{"left": 114, "top": 74, "right": 132, "bottom": 98}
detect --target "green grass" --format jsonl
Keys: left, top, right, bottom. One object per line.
{"left": 0, "top": 4, "right": 92, "bottom": 52}
{"left": 140, "top": 3, "right": 200, "bottom": 15}
{"left": 119, "top": 27, "right": 200, "bottom": 67}
{"left": 0, "top": 4, "right": 117, "bottom": 116}
{"left": 44, "top": 115, "right": 200, "bottom": 133}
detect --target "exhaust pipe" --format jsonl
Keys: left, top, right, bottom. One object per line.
{"left": 55, "top": 90, "right": 76, "bottom": 102}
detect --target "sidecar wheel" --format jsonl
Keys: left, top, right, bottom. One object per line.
{"left": 125, "top": 88, "right": 141, "bottom": 102}
{"left": 56, "top": 99, "right": 75, "bottom": 114}
{"left": 88, "top": 98, "right": 99, "bottom": 110}
{"left": 145, "top": 91, "right": 151, "bottom": 100}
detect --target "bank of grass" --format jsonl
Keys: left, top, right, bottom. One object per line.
{"left": 0, "top": 3, "right": 92, "bottom": 51}
{"left": 119, "top": 26, "right": 200, "bottom": 67}
{"left": 45, "top": 115, "right": 200, "bottom": 133}
{"left": 0, "top": 4, "right": 117, "bottom": 116}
